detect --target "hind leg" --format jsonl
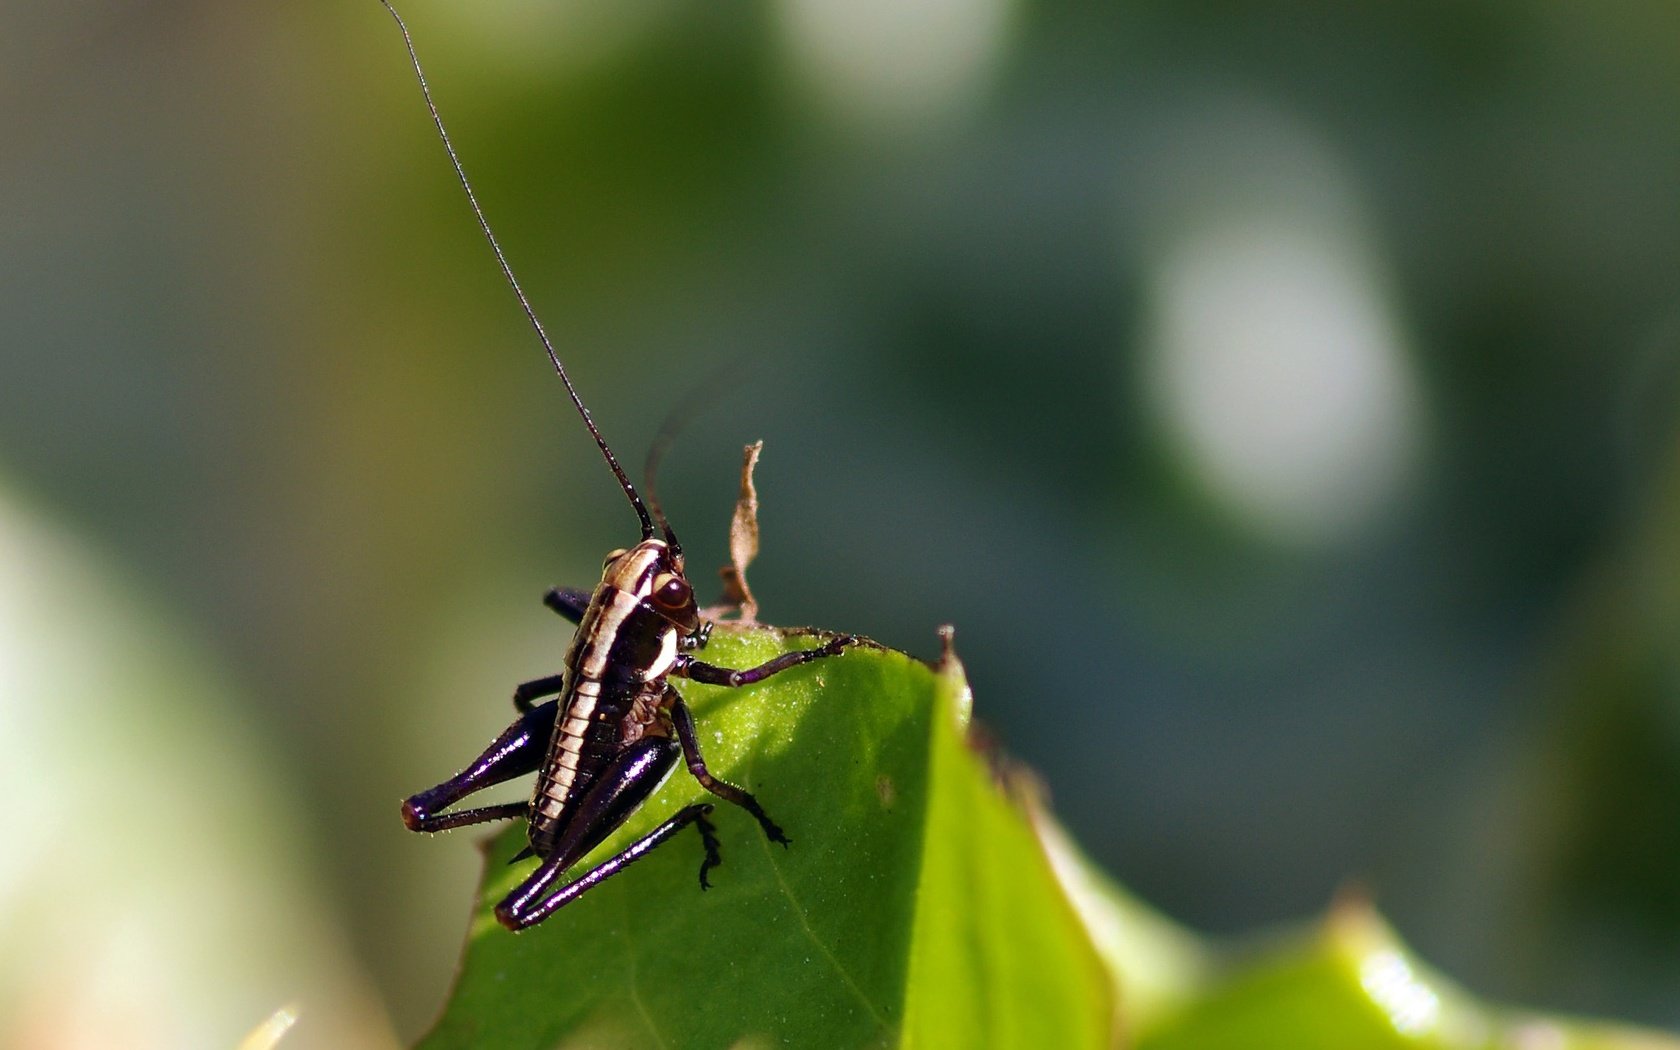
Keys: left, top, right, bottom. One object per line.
{"left": 497, "top": 803, "right": 718, "bottom": 931}
{"left": 495, "top": 736, "right": 718, "bottom": 930}
{"left": 401, "top": 699, "right": 558, "bottom": 833}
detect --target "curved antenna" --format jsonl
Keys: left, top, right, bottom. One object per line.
{"left": 641, "top": 356, "right": 755, "bottom": 558}
{"left": 378, "top": 0, "right": 654, "bottom": 540}
{"left": 643, "top": 405, "right": 690, "bottom": 557}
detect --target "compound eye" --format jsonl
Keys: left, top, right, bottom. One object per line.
{"left": 601, "top": 548, "right": 629, "bottom": 570}
{"left": 651, "top": 573, "right": 693, "bottom": 610}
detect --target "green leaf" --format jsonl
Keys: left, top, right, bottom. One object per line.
{"left": 414, "top": 622, "right": 1680, "bottom": 1049}
{"left": 1040, "top": 807, "right": 1680, "bottom": 1049}
{"left": 416, "top": 625, "right": 1114, "bottom": 1049}
{"left": 1130, "top": 900, "right": 1680, "bottom": 1050}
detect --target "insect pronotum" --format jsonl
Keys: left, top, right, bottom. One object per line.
{"left": 380, "top": 1, "right": 855, "bottom": 931}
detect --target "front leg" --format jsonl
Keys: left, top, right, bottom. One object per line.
{"left": 673, "top": 633, "right": 855, "bottom": 687}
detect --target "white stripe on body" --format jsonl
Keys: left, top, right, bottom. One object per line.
{"left": 645, "top": 629, "right": 677, "bottom": 681}
{"left": 577, "top": 588, "right": 642, "bottom": 678}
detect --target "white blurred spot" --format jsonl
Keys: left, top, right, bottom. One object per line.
{"left": 1359, "top": 949, "right": 1441, "bottom": 1036}
{"left": 236, "top": 1003, "right": 299, "bottom": 1050}
{"left": 1143, "top": 208, "right": 1419, "bottom": 546}
{"left": 774, "top": 0, "right": 1014, "bottom": 129}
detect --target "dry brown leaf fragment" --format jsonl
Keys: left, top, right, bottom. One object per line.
{"left": 708, "top": 441, "right": 762, "bottom": 622}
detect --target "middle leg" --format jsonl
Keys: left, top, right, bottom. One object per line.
{"left": 512, "top": 673, "right": 566, "bottom": 713}
{"left": 670, "top": 694, "right": 789, "bottom": 846}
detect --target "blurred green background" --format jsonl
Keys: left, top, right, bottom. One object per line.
{"left": 3, "top": 0, "right": 1679, "bottom": 1045}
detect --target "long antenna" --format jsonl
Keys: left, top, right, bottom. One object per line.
{"left": 378, "top": 0, "right": 655, "bottom": 540}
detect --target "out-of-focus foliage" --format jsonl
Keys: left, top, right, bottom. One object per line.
{"left": 0, "top": 478, "right": 396, "bottom": 1049}
{"left": 2, "top": 0, "right": 1679, "bottom": 1042}
{"left": 1133, "top": 902, "right": 1680, "bottom": 1050}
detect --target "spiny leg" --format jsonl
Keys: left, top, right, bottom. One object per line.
{"left": 496, "top": 736, "right": 681, "bottom": 928}
{"left": 670, "top": 694, "right": 788, "bottom": 847}
{"left": 498, "top": 737, "right": 715, "bottom": 928}
{"left": 401, "top": 699, "right": 558, "bottom": 833}
{"left": 499, "top": 804, "right": 718, "bottom": 931}
{"left": 674, "top": 633, "right": 855, "bottom": 688}
{"left": 404, "top": 801, "right": 526, "bottom": 833}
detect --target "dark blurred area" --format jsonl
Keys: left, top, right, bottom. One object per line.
{"left": 3, "top": 0, "right": 1678, "bottom": 1043}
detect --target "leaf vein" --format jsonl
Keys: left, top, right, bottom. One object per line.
{"left": 759, "top": 803, "right": 890, "bottom": 1030}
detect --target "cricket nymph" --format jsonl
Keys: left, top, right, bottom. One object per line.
{"left": 383, "top": 1, "right": 853, "bottom": 930}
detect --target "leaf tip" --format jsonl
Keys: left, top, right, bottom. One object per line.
{"left": 933, "top": 624, "right": 973, "bottom": 727}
